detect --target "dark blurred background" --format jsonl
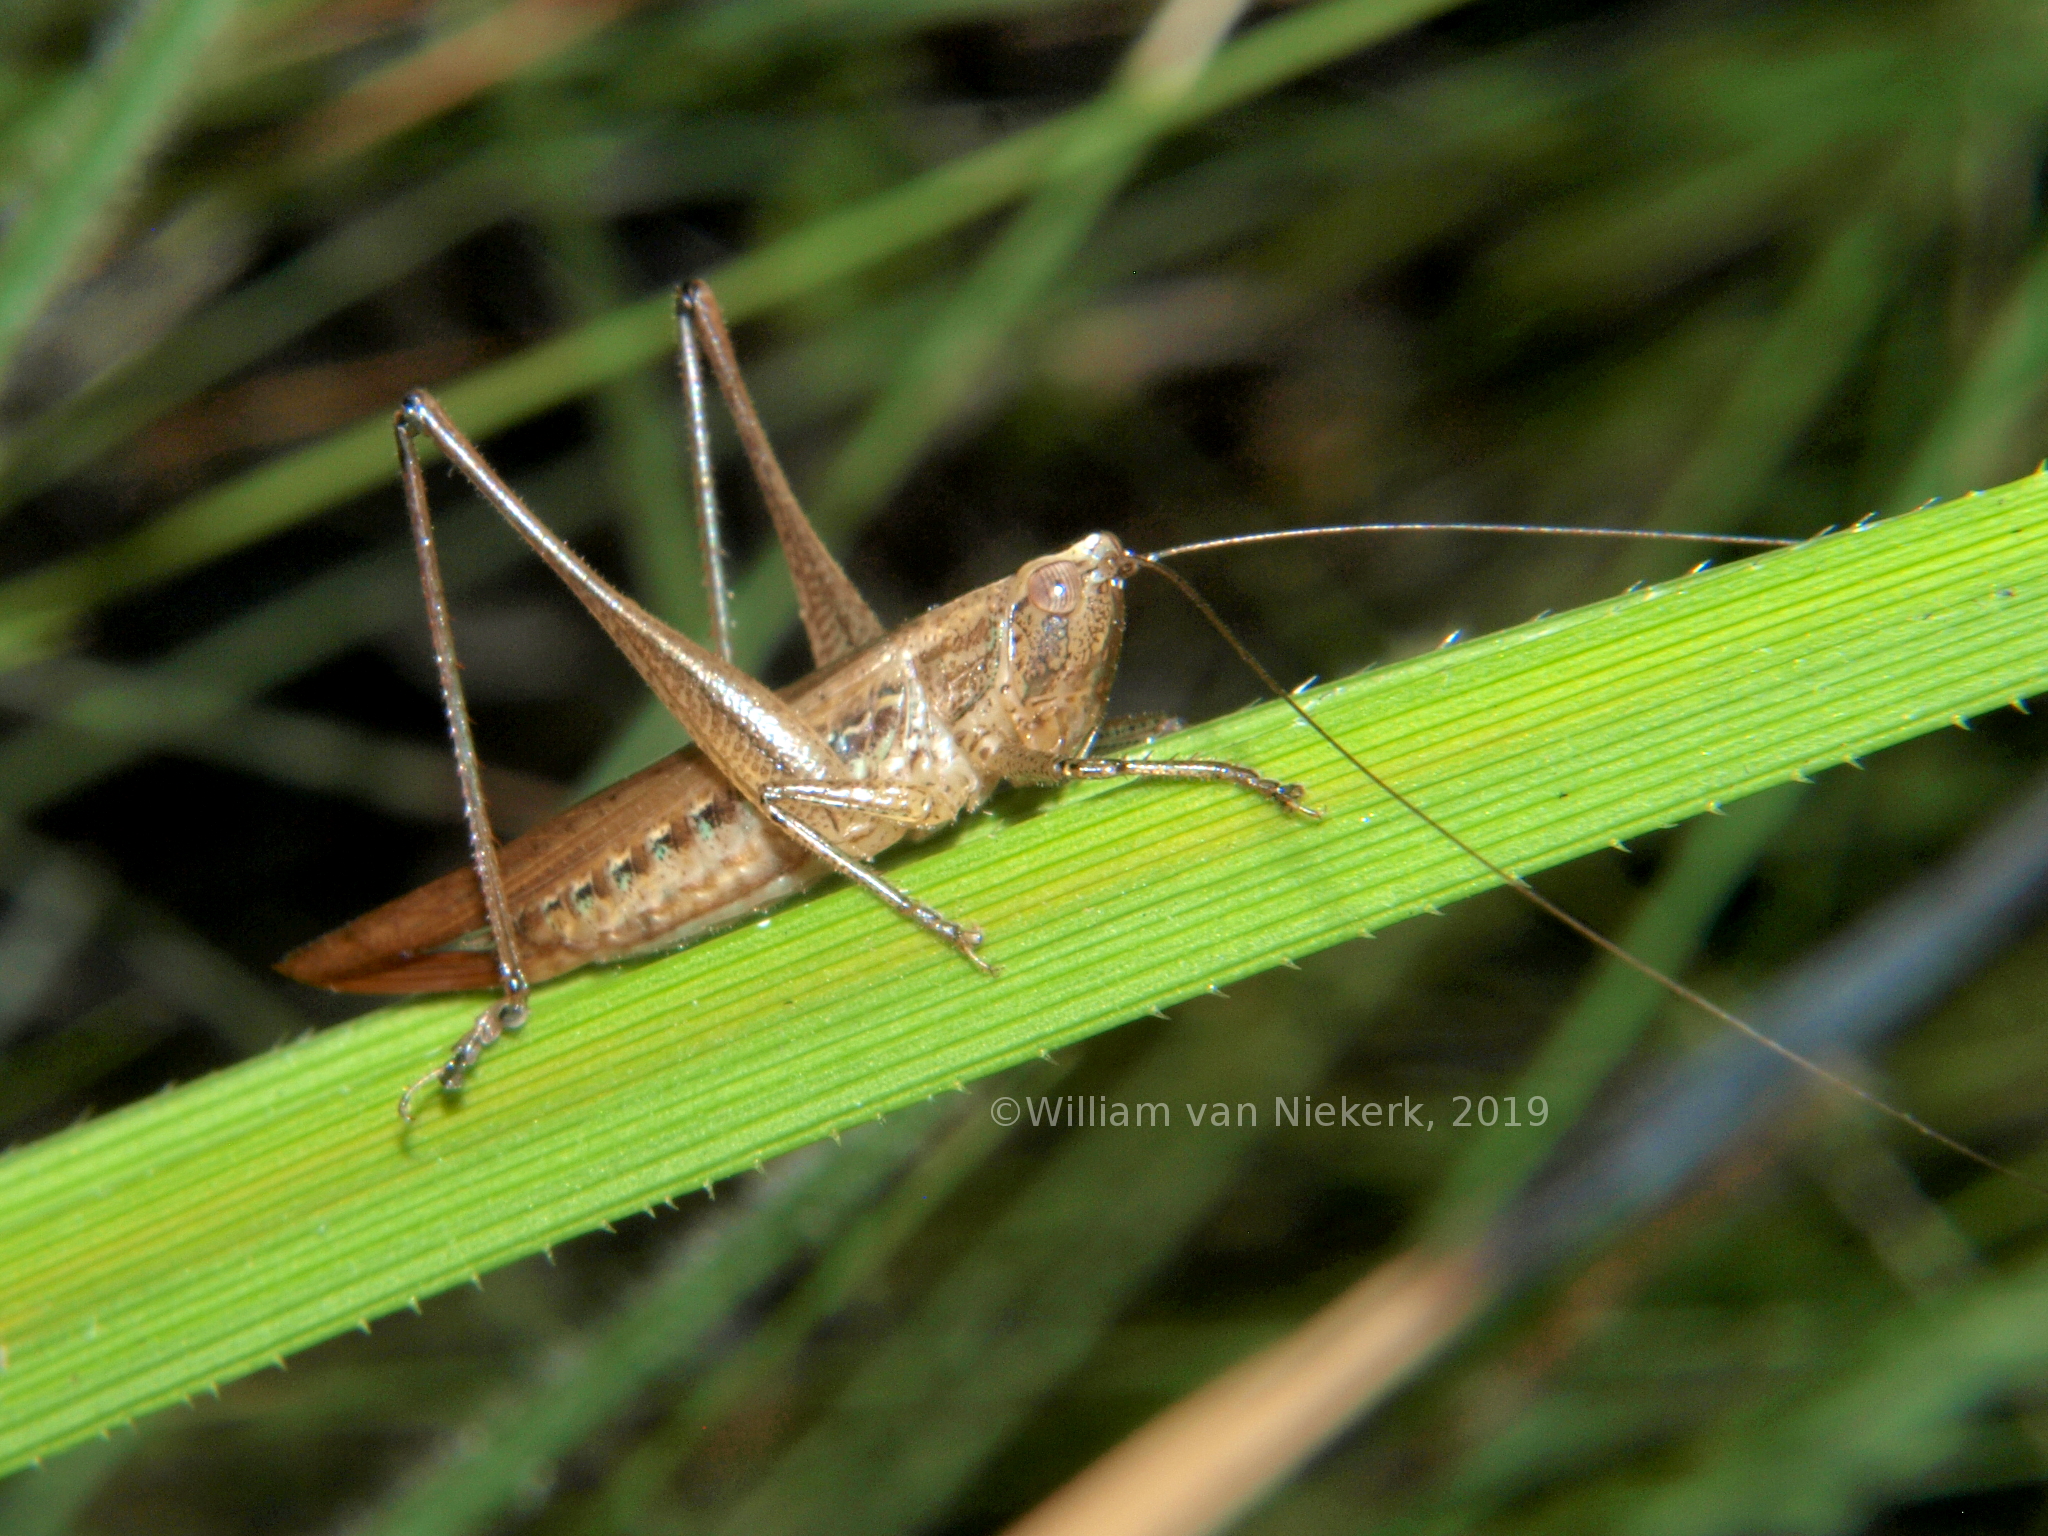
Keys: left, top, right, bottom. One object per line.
{"left": 7, "top": 0, "right": 2048, "bottom": 1531}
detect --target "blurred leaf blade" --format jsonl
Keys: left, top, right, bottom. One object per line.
{"left": 0, "top": 0, "right": 241, "bottom": 381}
{"left": 356, "top": 1105, "right": 946, "bottom": 1536}
{"left": 701, "top": 1004, "right": 1331, "bottom": 1536}
{"left": 1620, "top": 1256, "right": 2048, "bottom": 1536}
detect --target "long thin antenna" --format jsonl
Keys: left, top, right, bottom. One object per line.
{"left": 1148, "top": 523, "right": 1801, "bottom": 561}
{"left": 1130, "top": 552, "right": 2040, "bottom": 1191}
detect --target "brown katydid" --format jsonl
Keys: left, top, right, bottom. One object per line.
{"left": 276, "top": 280, "right": 2030, "bottom": 1183}
{"left": 279, "top": 282, "right": 1320, "bottom": 1117}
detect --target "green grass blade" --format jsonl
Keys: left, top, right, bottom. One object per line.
{"left": 811, "top": 141, "right": 1148, "bottom": 522}
{"left": 810, "top": 0, "right": 1243, "bottom": 522}
{"left": 1900, "top": 230, "right": 2048, "bottom": 505}
{"left": 0, "top": 143, "right": 579, "bottom": 510}
{"left": 2, "top": 484, "right": 2045, "bottom": 1474}
{"left": 1620, "top": 1251, "right": 2048, "bottom": 1536}
{"left": 1654, "top": 194, "right": 1916, "bottom": 531}
{"left": 0, "top": 0, "right": 240, "bottom": 380}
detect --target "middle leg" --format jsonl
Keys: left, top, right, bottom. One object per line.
{"left": 1051, "top": 755, "right": 1319, "bottom": 816}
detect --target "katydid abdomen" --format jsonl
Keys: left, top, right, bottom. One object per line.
{"left": 277, "top": 741, "right": 821, "bottom": 992}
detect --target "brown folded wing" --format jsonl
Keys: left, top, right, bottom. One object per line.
{"left": 277, "top": 746, "right": 733, "bottom": 993}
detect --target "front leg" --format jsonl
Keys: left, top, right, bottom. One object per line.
{"left": 1051, "top": 755, "right": 1319, "bottom": 816}
{"left": 978, "top": 731, "right": 1315, "bottom": 816}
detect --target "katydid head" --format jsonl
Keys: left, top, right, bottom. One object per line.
{"left": 997, "top": 532, "right": 1130, "bottom": 756}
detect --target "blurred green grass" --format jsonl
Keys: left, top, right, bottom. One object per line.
{"left": 5, "top": 1, "right": 2048, "bottom": 1533}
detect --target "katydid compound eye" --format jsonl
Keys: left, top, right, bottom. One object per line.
{"left": 1026, "top": 560, "right": 1082, "bottom": 615}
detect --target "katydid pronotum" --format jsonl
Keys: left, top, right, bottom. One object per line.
{"left": 276, "top": 281, "right": 2024, "bottom": 1181}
